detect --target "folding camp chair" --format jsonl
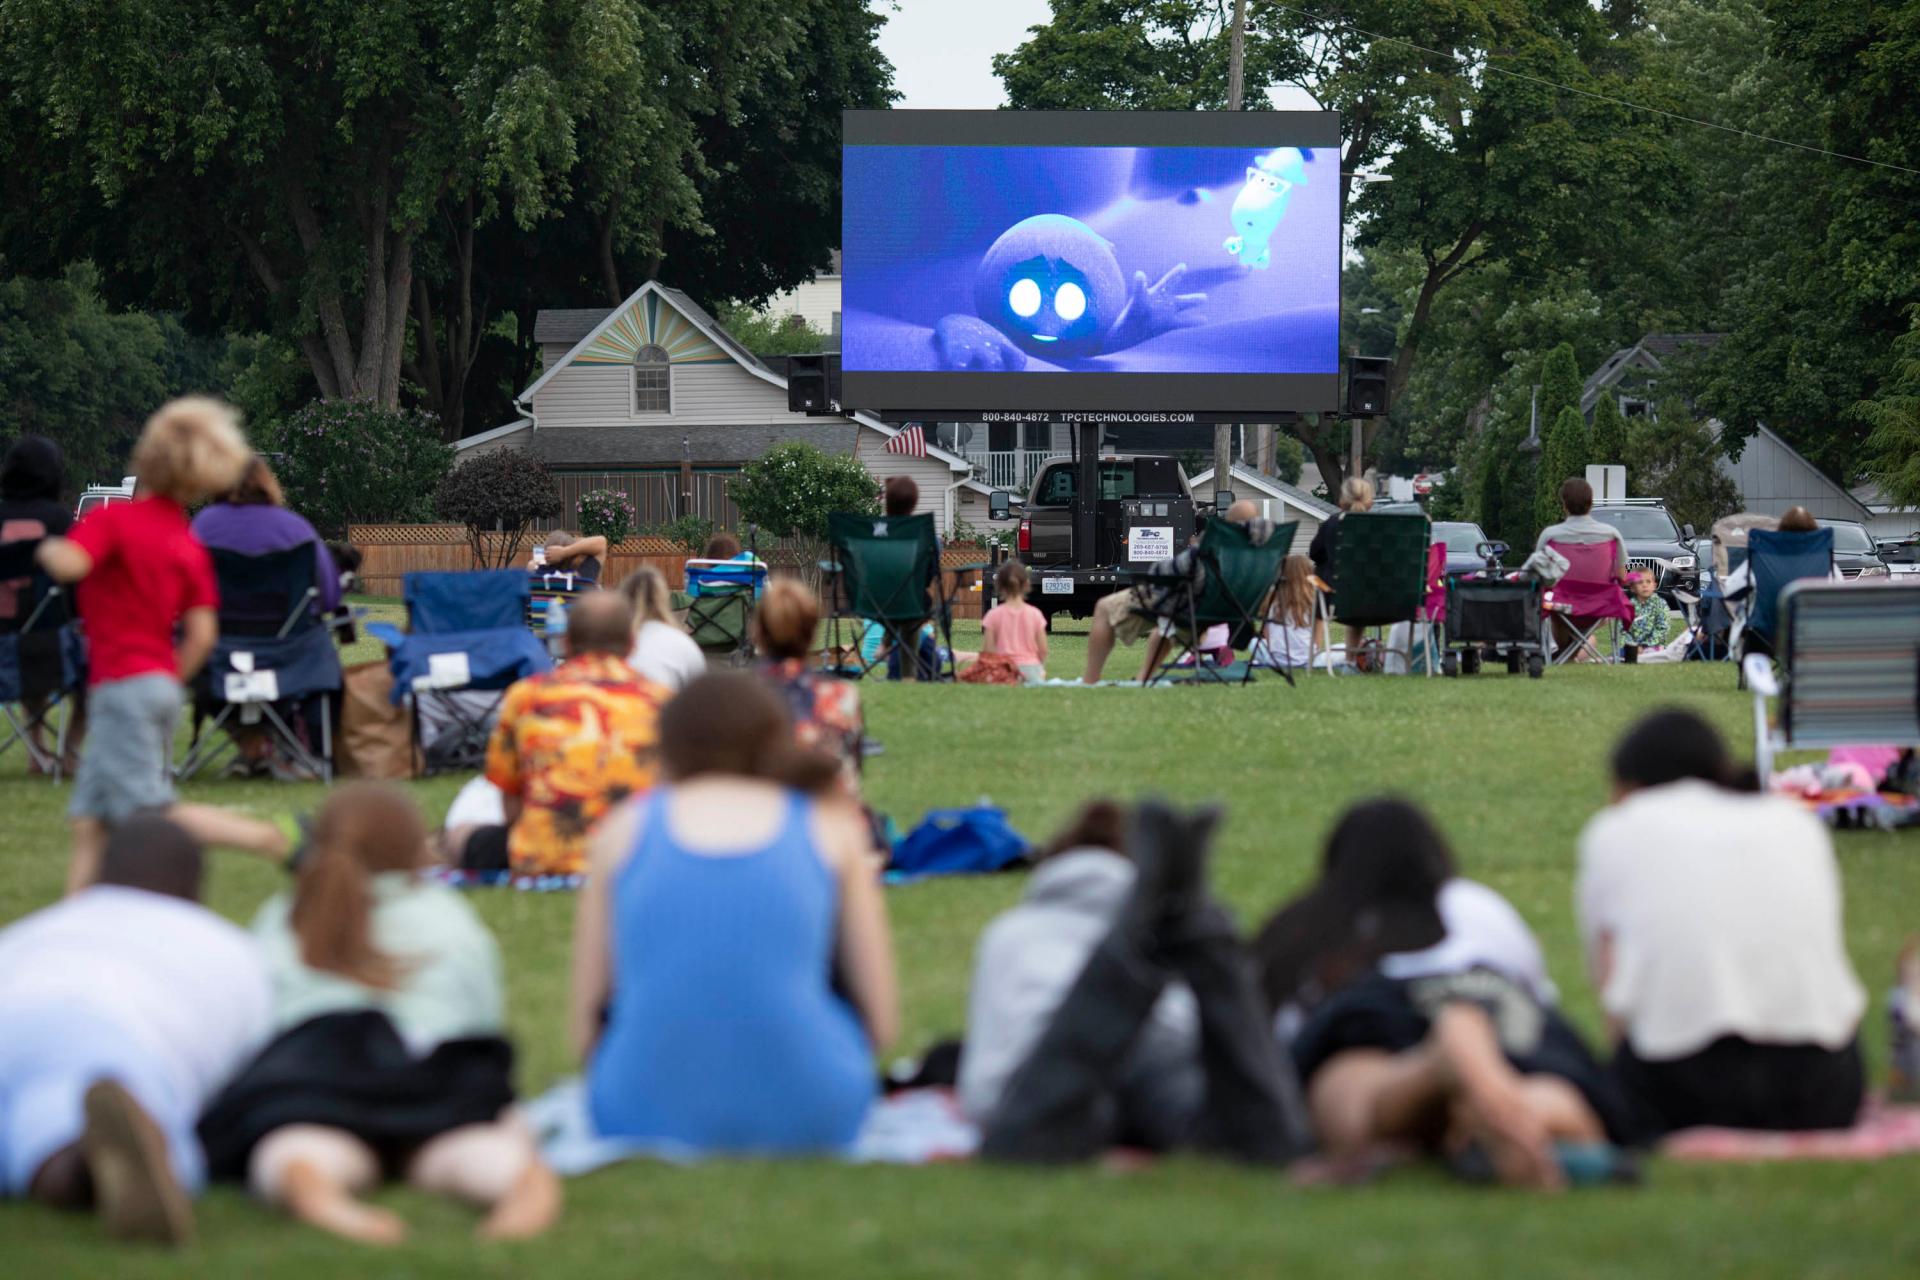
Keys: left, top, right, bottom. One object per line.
{"left": 1745, "top": 580, "right": 1920, "bottom": 788}
{"left": 1141, "top": 519, "right": 1298, "bottom": 686}
{"left": 1541, "top": 541, "right": 1633, "bottom": 665}
{"left": 682, "top": 558, "right": 770, "bottom": 666}
{"left": 821, "top": 513, "right": 983, "bottom": 681}
{"left": 178, "top": 546, "right": 345, "bottom": 782}
{"left": 528, "top": 569, "right": 593, "bottom": 653}
{"left": 1736, "top": 528, "right": 1835, "bottom": 683}
{"left": 1328, "top": 513, "right": 1435, "bottom": 675}
{"left": 0, "top": 538, "right": 82, "bottom": 779}
{"left": 366, "top": 569, "right": 551, "bottom": 775}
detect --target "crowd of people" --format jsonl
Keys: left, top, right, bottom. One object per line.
{"left": 0, "top": 399, "right": 1883, "bottom": 1249}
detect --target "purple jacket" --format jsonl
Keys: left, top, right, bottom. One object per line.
{"left": 191, "top": 504, "right": 342, "bottom": 612}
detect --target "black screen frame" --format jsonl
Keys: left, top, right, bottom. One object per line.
{"left": 840, "top": 109, "right": 1344, "bottom": 421}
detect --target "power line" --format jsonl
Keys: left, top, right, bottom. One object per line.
{"left": 1269, "top": 2, "right": 1920, "bottom": 178}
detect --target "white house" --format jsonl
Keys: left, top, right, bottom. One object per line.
{"left": 456, "top": 281, "right": 1003, "bottom": 535}
{"left": 1185, "top": 463, "right": 1339, "bottom": 553}
{"left": 759, "top": 250, "right": 843, "bottom": 336}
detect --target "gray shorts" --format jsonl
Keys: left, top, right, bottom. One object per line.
{"left": 68, "top": 674, "right": 181, "bottom": 823}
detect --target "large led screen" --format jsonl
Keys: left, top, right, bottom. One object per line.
{"left": 841, "top": 110, "right": 1342, "bottom": 420}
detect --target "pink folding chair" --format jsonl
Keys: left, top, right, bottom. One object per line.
{"left": 1413, "top": 542, "right": 1448, "bottom": 677}
{"left": 1542, "top": 540, "right": 1633, "bottom": 664}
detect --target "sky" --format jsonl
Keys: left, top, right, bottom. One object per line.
{"left": 873, "top": 0, "right": 1323, "bottom": 110}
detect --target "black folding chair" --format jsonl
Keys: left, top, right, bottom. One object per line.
{"left": 820, "top": 513, "right": 984, "bottom": 680}
{"left": 178, "top": 546, "right": 344, "bottom": 782}
{"left": 0, "top": 538, "right": 82, "bottom": 779}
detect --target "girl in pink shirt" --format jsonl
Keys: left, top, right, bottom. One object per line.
{"left": 981, "top": 560, "right": 1050, "bottom": 684}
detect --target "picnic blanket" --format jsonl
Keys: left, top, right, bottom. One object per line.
{"left": 527, "top": 1079, "right": 979, "bottom": 1174}
{"left": 1660, "top": 1099, "right": 1920, "bottom": 1162}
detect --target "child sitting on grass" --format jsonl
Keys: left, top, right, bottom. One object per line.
{"left": 1623, "top": 571, "right": 1669, "bottom": 662}
{"left": 1253, "top": 555, "right": 1318, "bottom": 671}
{"left": 980, "top": 560, "right": 1049, "bottom": 683}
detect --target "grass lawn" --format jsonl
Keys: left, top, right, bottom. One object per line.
{"left": 4, "top": 615, "right": 1918, "bottom": 1277}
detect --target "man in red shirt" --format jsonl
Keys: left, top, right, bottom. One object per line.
{"left": 38, "top": 399, "right": 291, "bottom": 892}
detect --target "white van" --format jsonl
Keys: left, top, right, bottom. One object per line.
{"left": 75, "top": 476, "right": 136, "bottom": 518}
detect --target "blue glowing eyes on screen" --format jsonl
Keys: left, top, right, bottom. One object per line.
{"left": 1053, "top": 281, "right": 1086, "bottom": 321}
{"left": 1008, "top": 278, "right": 1042, "bottom": 318}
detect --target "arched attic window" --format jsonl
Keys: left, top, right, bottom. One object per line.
{"left": 633, "top": 343, "right": 671, "bottom": 414}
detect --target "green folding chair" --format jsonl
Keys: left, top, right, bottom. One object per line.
{"left": 1141, "top": 518, "right": 1298, "bottom": 686}
{"left": 1328, "top": 512, "right": 1435, "bottom": 675}
{"left": 821, "top": 512, "right": 983, "bottom": 680}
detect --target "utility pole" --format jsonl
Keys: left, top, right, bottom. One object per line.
{"left": 1214, "top": 0, "right": 1248, "bottom": 496}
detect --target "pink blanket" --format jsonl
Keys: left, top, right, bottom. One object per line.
{"left": 1660, "top": 1099, "right": 1920, "bottom": 1162}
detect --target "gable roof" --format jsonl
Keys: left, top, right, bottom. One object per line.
{"left": 532, "top": 309, "right": 612, "bottom": 345}
{"left": 1709, "top": 420, "right": 1873, "bottom": 521}
{"left": 1581, "top": 332, "right": 1726, "bottom": 415}
{"left": 1186, "top": 464, "right": 1338, "bottom": 518}
{"left": 513, "top": 280, "right": 988, "bottom": 490}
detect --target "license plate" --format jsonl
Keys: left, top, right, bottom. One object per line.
{"left": 1041, "top": 577, "right": 1074, "bottom": 595}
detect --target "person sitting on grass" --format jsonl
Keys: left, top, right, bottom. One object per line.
{"left": 0, "top": 434, "right": 82, "bottom": 772}
{"left": 1621, "top": 571, "right": 1670, "bottom": 662}
{"left": 36, "top": 397, "right": 293, "bottom": 894}
{"left": 1252, "top": 554, "right": 1318, "bottom": 672}
{"left": 754, "top": 577, "right": 866, "bottom": 801}
{"left": 441, "top": 592, "right": 667, "bottom": 883}
{"left": 535, "top": 529, "right": 608, "bottom": 584}
{"left": 975, "top": 798, "right": 1310, "bottom": 1165}
{"left": 978, "top": 559, "right": 1049, "bottom": 683}
{"left": 1254, "top": 799, "right": 1635, "bottom": 1189}
{"left": 1577, "top": 709, "right": 1866, "bottom": 1140}
{"left": 0, "top": 815, "right": 270, "bottom": 1246}
{"left": 198, "top": 784, "right": 560, "bottom": 1246}
{"left": 1081, "top": 499, "right": 1270, "bottom": 684}
{"left": 618, "top": 565, "right": 706, "bottom": 692}
{"left": 570, "top": 672, "right": 897, "bottom": 1155}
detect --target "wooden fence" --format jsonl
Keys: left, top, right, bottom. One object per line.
{"left": 346, "top": 523, "right": 991, "bottom": 619}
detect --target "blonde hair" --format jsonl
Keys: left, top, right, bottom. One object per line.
{"left": 1274, "top": 555, "right": 1316, "bottom": 627}
{"left": 133, "top": 397, "right": 250, "bottom": 503}
{"left": 620, "top": 565, "right": 676, "bottom": 629}
{"left": 1339, "top": 477, "right": 1375, "bottom": 512}
{"left": 752, "top": 577, "right": 820, "bottom": 660}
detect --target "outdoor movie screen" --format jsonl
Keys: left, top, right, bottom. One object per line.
{"left": 840, "top": 110, "right": 1342, "bottom": 421}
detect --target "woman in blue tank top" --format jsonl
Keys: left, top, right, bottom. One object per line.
{"left": 569, "top": 671, "right": 898, "bottom": 1155}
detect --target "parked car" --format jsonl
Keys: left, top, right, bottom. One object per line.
{"left": 1432, "top": 520, "right": 1494, "bottom": 575}
{"left": 75, "top": 476, "right": 136, "bottom": 518}
{"left": 1589, "top": 503, "right": 1696, "bottom": 603}
{"left": 1875, "top": 535, "right": 1920, "bottom": 578}
{"left": 1815, "top": 518, "right": 1891, "bottom": 578}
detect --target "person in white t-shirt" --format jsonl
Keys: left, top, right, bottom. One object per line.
{"left": 0, "top": 815, "right": 270, "bottom": 1243}
{"left": 619, "top": 565, "right": 706, "bottom": 692}
{"left": 1577, "top": 709, "right": 1866, "bottom": 1139}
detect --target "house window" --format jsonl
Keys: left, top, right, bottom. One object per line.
{"left": 633, "top": 344, "right": 671, "bottom": 414}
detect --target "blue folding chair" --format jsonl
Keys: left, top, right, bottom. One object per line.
{"left": 683, "top": 557, "right": 770, "bottom": 666}
{"left": 0, "top": 538, "right": 84, "bottom": 780}
{"left": 368, "top": 569, "right": 551, "bottom": 774}
{"left": 1737, "top": 528, "right": 1834, "bottom": 682}
{"left": 179, "top": 546, "right": 345, "bottom": 782}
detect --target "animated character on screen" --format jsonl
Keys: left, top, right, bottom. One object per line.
{"left": 1224, "top": 147, "right": 1309, "bottom": 270}
{"left": 931, "top": 213, "right": 1206, "bottom": 370}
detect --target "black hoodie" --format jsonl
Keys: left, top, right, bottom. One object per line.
{"left": 1, "top": 434, "right": 73, "bottom": 560}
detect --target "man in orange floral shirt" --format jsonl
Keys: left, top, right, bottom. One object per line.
{"left": 452, "top": 593, "right": 667, "bottom": 880}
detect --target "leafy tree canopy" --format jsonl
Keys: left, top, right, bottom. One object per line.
{"left": 277, "top": 398, "right": 451, "bottom": 539}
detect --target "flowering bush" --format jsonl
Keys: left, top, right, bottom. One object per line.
{"left": 576, "top": 488, "right": 635, "bottom": 545}
{"left": 728, "top": 443, "right": 879, "bottom": 576}
{"left": 275, "top": 398, "right": 450, "bottom": 538}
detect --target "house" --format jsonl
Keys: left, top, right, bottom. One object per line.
{"left": 1185, "top": 464, "right": 1338, "bottom": 553}
{"left": 456, "top": 281, "right": 1004, "bottom": 535}
{"left": 1850, "top": 480, "right": 1920, "bottom": 542}
{"left": 760, "top": 250, "right": 843, "bottom": 337}
{"left": 1580, "top": 333, "right": 1876, "bottom": 524}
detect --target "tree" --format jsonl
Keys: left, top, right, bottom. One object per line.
{"left": 1271, "top": 432, "right": 1305, "bottom": 486}
{"left": 1625, "top": 399, "right": 1742, "bottom": 533}
{"left": 1855, "top": 309, "right": 1920, "bottom": 510}
{"left": 0, "top": 265, "right": 170, "bottom": 489}
{"left": 712, "top": 305, "right": 837, "bottom": 359}
{"left": 277, "top": 399, "right": 450, "bottom": 539}
{"left": 1537, "top": 406, "right": 1592, "bottom": 526}
{"left": 1537, "top": 344, "right": 1584, "bottom": 426}
{"left": 434, "top": 447, "right": 561, "bottom": 568}
{"left": 728, "top": 442, "right": 879, "bottom": 575}
{"left": 1589, "top": 392, "right": 1630, "bottom": 468}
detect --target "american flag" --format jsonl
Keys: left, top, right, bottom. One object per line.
{"left": 885, "top": 424, "right": 927, "bottom": 458}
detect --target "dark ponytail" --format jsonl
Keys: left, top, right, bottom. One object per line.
{"left": 662, "top": 672, "right": 841, "bottom": 796}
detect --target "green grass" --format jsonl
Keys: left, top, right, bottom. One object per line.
{"left": 4, "top": 617, "right": 1919, "bottom": 1277}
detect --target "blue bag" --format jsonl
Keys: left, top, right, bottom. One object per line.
{"left": 888, "top": 806, "right": 1031, "bottom": 879}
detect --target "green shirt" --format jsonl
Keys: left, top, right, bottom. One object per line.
{"left": 252, "top": 873, "right": 505, "bottom": 1052}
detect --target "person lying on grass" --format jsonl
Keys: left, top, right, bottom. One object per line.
{"left": 199, "top": 783, "right": 560, "bottom": 1245}
{"left": 1254, "top": 799, "right": 1636, "bottom": 1189}
{"left": 0, "top": 816, "right": 270, "bottom": 1247}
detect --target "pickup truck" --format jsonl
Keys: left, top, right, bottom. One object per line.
{"left": 1012, "top": 454, "right": 1198, "bottom": 622}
